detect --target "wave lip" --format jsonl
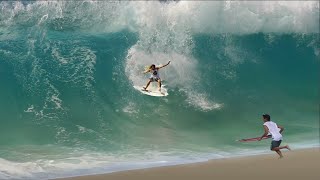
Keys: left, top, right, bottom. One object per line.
{"left": 1, "top": 1, "right": 319, "bottom": 34}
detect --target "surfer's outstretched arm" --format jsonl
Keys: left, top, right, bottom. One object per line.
{"left": 158, "top": 61, "right": 171, "bottom": 69}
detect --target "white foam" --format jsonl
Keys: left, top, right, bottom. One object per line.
{"left": 1, "top": 142, "right": 317, "bottom": 180}
{"left": 120, "top": 1, "right": 319, "bottom": 34}
{"left": 80, "top": 1, "right": 316, "bottom": 34}
{"left": 122, "top": 102, "right": 139, "bottom": 114}
{"left": 2, "top": 1, "right": 318, "bottom": 35}
{"left": 24, "top": 105, "right": 34, "bottom": 113}
{"left": 0, "top": 158, "right": 43, "bottom": 179}
{"left": 184, "top": 90, "right": 223, "bottom": 112}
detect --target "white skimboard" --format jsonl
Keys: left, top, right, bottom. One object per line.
{"left": 133, "top": 85, "right": 168, "bottom": 97}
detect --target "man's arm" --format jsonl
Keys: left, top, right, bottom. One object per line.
{"left": 278, "top": 125, "right": 284, "bottom": 134}
{"left": 158, "top": 61, "right": 171, "bottom": 69}
{"left": 259, "top": 125, "right": 269, "bottom": 141}
{"left": 143, "top": 69, "right": 151, "bottom": 74}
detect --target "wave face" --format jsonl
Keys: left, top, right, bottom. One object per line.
{"left": 0, "top": 1, "right": 319, "bottom": 179}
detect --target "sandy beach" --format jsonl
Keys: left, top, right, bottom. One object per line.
{"left": 55, "top": 148, "right": 319, "bottom": 180}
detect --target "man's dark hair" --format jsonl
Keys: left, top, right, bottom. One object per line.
{"left": 262, "top": 114, "right": 271, "bottom": 121}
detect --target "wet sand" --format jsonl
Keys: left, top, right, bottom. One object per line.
{"left": 56, "top": 148, "right": 319, "bottom": 180}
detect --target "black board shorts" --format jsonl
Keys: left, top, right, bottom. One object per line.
{"left": 271, "top": 140, "right": 282, "bottom": 150}
{"left": 150, "top": 77, "right": 160, "bottom": 82}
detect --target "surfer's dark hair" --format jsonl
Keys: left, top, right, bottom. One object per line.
{"left": 262, "top": 114, "right": 270, "bottom": 121}
{"left": 150, "top": 64, "right": 156, "bottom": 69}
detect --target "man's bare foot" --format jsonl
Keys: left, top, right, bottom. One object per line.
{"left": 286, "top": 145, "right": 291, "bottom": 151}
{"left": 278, "top": 156, "right": 284, "bottom": 159}
{"left": 142, "top": 87, "right": 148, "bottom": 91}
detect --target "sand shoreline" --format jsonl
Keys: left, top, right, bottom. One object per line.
{"left": 54, "top": 147, "right": 319, "bottom": 180}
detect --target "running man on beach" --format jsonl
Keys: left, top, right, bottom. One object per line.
{"left": 259, "top": 114, "right": 291, "bottom": 158}
{"left": 143, "top": 61, "right": 170, "bottom": 92}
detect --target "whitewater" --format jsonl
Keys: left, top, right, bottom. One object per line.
{"left": 0, "top": 1, "right": 319, "bottom": 179}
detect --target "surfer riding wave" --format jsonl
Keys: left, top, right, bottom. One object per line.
{"left": 143, "top": 61, "right": 170, "bottom": 92}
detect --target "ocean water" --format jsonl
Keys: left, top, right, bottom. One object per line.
{"left": 0, "top": 1, "right": 319, "bottom": 179}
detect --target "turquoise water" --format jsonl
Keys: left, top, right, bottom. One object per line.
{"left": 0, "top": 1, "right": 319, "bottom": 179}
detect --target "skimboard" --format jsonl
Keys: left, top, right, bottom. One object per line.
{"left": 133, "top": 85, "right": 168, "bottom": 97}
{"left": 238, "top": 127, "right": 281, "bottom": 142}
{"left": 237, "top": 135, "right": 272, "bottom": 142}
